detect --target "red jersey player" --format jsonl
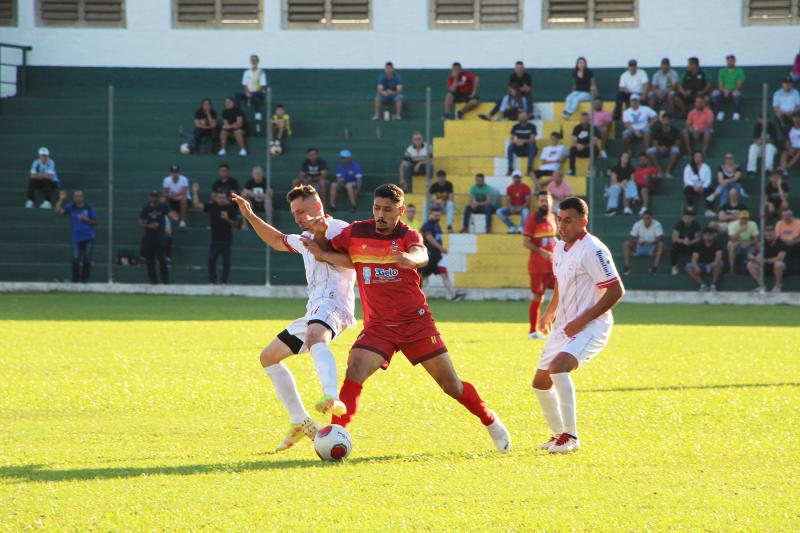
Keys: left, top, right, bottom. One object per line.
{"left": 303, "top": 184, "right": 510, "bottom": 453}
{"left": 523, "top": 191, "right": 558, "bottom": 339}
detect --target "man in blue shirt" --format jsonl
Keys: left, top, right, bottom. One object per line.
{"left": 419, "top": 208, "right": 466, "bottom": 302}
{"left": 27, "top": 147, "right": 60, "bottom": 209}
{"left": 373, "top": 61, "right": 404, "bottom": 121}
{"left": 54, "top": 190, "right": 97, "bottom": 282}
{"left": 139, "top": 191, "right": 170, "bottom": 284}
{"left": 330, "top": 149, "right": 363, "bottom": 212}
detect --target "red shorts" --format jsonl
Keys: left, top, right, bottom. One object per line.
{"left": 352, "top": 314, "right": 448, "bottom": 368}
{"left": 529, "top": 271, "right": 555, "bottom": 295}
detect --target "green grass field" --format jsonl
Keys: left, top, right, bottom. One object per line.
{"left": 1, "top": 293, "right": 798, "bottom": 531}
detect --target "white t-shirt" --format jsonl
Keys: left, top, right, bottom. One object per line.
{"left": 683, "top": 163, "right": 712, "bottom": 189}
{"left": 623, "top": 105, "right": 657, "bottom": 131}
{"left": 539, "top": 144, "right": 568, "bottom": 171}
{"left": 552, "top": 232, "right": 620, "bottom": 331}
{"left": 404, "top": 143, "right": 430, "bottom": 163}
{"left": 282, "top": 217, "right": 356, "bottom": 325}
{"left": 630, "top": 219, "right": 663, "bottom": 242}
{"left": 789, "top": 127, "right": 800, "bottom": 149}
{"left": 242, "top": 68, "right": 268, "bottom": 92}
{"left": 619, "top": 69, "right": 649, "bottom": 94}
{"left": 772, "top": 88, "right": 800, "bottom": 114}
{"left": 162, "top": 175, "right": 191, "bottom": 200}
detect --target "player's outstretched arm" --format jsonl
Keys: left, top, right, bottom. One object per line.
{"left": 564, "top": 280, "right": 625, "bottom": 337}
{"left": 231, "top": 193, "right": 289, "bottom": 252}
{"left": 301, "top": 237, "right": 354, "bottom": 269}
{"left": 539, "top": 280, "right": 559, "bottom": 335}
{"left": 395, "top": 244, "right": 428, "bottom": 269}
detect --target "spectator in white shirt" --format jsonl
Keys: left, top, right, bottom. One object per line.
{"left": 27, "top": 146, "right": 60, "bottom": 209}
{"left": 772, "top": 77, "right": 800, "bottom": 130}
{"left": 623, "top": 210, "right": 664, "bottom": 275}
{"left": 746, "top": 118, "right": 778, "bottom": 177}
{"left": 683, "top": 151, "right": 715, "bottom": 216}
{"left": 234, "top": 54, "right": 268, "bottom": 130}
{"left": 614, "top": 59, "right": 649, "bottom": 120}
{"left": 162, "top": 164, "right": 191, "bottom": 227}
{"left": 622, "top": 94, "right": 658, "bottom": 153}
{"left": 647, "top": 58, "right": 678, "bottom": 114}
{"left": 399, "top": 132, "right": 430, "bottom": 191}
{"left": 533, "top": 132, "right": 568, "bottom": 189}
{"left": 779, "top": 113, "right": 800, "bottom": 173}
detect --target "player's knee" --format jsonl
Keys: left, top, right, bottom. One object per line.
{"left": 439, "top": 377, "right": 463, "bottom": 398}
{"left": 532, "top": 373, "right": 550, "bottom": 390}
{"left": 260, "top": 346, "right": 280, "bottom": 367}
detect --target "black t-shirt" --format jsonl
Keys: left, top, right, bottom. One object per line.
{"left": 754, "top": 122, "right": 778, "bottom": 143}
{"left": 611, "top": 164, "right": 634, "bottom": 182}
{"left": 222, "top": 106, "right": 244, "bottom": 127}
{"left": 509, "top": 71, "right": 532, "bottom": 91}
{"left": 694, "top": 240, "right": 722, "bottom": 264}
{"left": 572, "top": 69, "right": 594, "bottom": 92}
{"left": 572, "top": 123, "right": 591, "bottom": 144}
{"left": 203, "top": 202, "right": 240, "bottom": 242}
{"left": 718, "top": 164, "right": 742, "bottom": 180}
{"left": 764, "top": 238, "right": 786, "bottom": 260}
{"left": 673, "top": 219, "right": 700, "bottom": 241}
{"left": 421, "top": 220, "right": 443, "bottom": 248}
{"left": 300, "top": 157, "right": 329, "bottom": 178}
{"left": 194, "top": 108, "right": 217, "bottom": 127}
{"left": 212, "top": 177, "right": 240, "bottom": 195}
{"left": 681, "top": 69, "right": 708, "bottom": 93}
{"left": 140, "top": 203, "right": 169, "bottom": 239}
{"left": 652, "top": 123, "right": 680, "bottom": 146}
{"left": 429, "top": 180, "right": 454, "bottom": 202}
{"left": 511, "top": 122, "right": 537, "bottom": 141}
{"left": 244, "top": 178, "right": 268, "bottom": 200}
{"left": 765, "top": 181, "right": 789, "bottom": 204}
{"left": 719, "top": 201, "right": 747, "bottom": 218}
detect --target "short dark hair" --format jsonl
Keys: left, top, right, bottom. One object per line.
{"left": 703, "top": 226, "right": 716, "bottom": 235}
{"left": 374, "top": 183, "right": 404, "bottom": 203}
{"left": 436, "top": 170, "right": 447, "bottom": 177}
{"left": 689, "top": 56, "right": 699, "bottom": 65}
{"left": 286, "top": 184, "right": 319, "bottom": 203}
{"left": 218, "top": 163, "right": 230, "bottom": 169}
{"left": 536, "top": 190, "right": 551, "bottom": 197}
{"left": 452, "top": 62, "right": 462, "bottom": 68}
{"left": 407, "top": 203, "right": 417, "bottom": 209}
{"left": 559, "top": 197, "right": 588, "bottom": 217}
{"left": 475, "top": 173, "right": 485, "bottom": 179}
{"left": 201, "top": 97, "right": 212, "bottom": 106}
{"left": 429, "top": 206, "right": 442, "bottom": 213}
{"left": 275, "top": 104, "right": 285, "bottom": 110}
{"left": 385, "top": 61, "right": 394, "bottom": 67}
{"left": 515, "top": 60, "right": 524, "bottom": 66}
{"left": 307, "top": 147, "right": 318, "bottom": 153}
{"left": 225, "top": 95, "right": 235, "bottom": 102}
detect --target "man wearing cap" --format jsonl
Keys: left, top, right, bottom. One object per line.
{"left": 497, "top": 171, "right": 531, "bottom": 234}
{"left": 506, "top": 111, "right": 538, "bottom": 177}
{"left": 712, "top": 54, "right": 745, "bottom": 121}
{"left": 673, "top": 57, "right": 710, "bottom": 117}
{"left": 623, "top": 210, "right": 663, "bottom": 276}
{"left": 138, "top": 191, "right": 170, "bottom": 284}
{"left": 779, "top": 112, "right": 800, "bottom": 172}
{"left": 772, "top": 77, "right": 800, "bottom": 131}
{"left": 622, "top": 93, "right": 657, "bottom": 153}
{"left": 330, "top": 149, "right": 363, "bottom": 212}
{"left": 27, "top": 147, "right": 60, "bottom": 209}
{"left": 614, "top": 59, "right": 649, "bottom": 120}
{"left": 726, "top": 210, "right": 759, "bottom": 273}
{"left": 648, "top": 58, "right": 678, "bottom": 114}
{"left": 54, "top": 189, "right": 97, "bottom": 283}
{"left": 162, "top": 165, "right": 191, "bottom": 228}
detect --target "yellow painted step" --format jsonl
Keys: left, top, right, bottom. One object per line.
{"left": 467, "top": 254, "right": 528, "bottom": 273}
{"left": 454, "top": 272, "right": 529, "bottom": 288}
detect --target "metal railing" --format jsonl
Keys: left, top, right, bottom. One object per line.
{"left": 0, "top": 42, "right": 33, "bottom": 102}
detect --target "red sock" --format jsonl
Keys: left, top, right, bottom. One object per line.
{"left": 331, "top": 379, "right": 362, "bottom": 428}
{"left": 529, "top": 298, "right": 542, "bottom": 333}
{"left": 456, "top": 381, "right": 495, "bottom": 426}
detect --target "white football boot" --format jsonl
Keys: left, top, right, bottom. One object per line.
{"left": 548, "top": 433, "right": 580, "bottom": 454}
{"left": 537, "top": 434, "right": 560, "bottom": 450}
{"left": 485, "top": 411, "right": 511, "bottom": 453}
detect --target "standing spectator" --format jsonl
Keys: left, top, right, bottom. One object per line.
{"left": 706, "top": 153, "right": 745, "bottom": 209}
{"left": 443, "top": 62, "right": 480, "bottom": 119}
{"left": 605, "top": 152, "right": 638, "bottom": 216}
{"left": 419, "top": 207, "right": 466, "bottom": 302}
{"left": 647, "top": 58, "right": 678, "bottom": 113}
{"left": 192, "top": 98, "right": 218, "bottom": 153}
{"left": 613, "top": 59, "right": 649, "bottom": 120}
{"left": 681, "top": 96, "right": 715, "bottom": 155}
{"left": 506, "top": 111, "right": 538, "bottom": 177}
{"left": 727, "top": 210, "right": 759, "bottom": 273}
{"left": 772, "top": 77, "right": 800, "bottom": 131}
{"left": 508, "top": 61, "right": 533, "bottom": 113}
{"left": 622, "top": 210, "right": 663, "bottom": 275}
{"left": 497, "top": 170, "right": 531, "bottom": 234}
{"left": 746, "top": 118, "right": 778, "bottom": 177}
{"left": 399, "top": 132, "right": 430, "bottom": 191}
{"left": 670, "top": 209, "right": 700, "bottom": 275}
{"left": 686, "top": 227, "right": 723, "bottom": 291}
{"left": 683, "top": 151, "right": 715, "bottom": 216}
{"left": 672, "top": 57, "right": 711, "bottom": 117}
{"left": 545, "top": 171, "right": 572, "bottom": 213}
{"left": 562, "top": 57, "right": 596, "bottom": 120}
{"left": 162, "top": 164, "right": 191, "bottom": 228}
{"left": 764, "top": 170, "right": 789, "bottom": 219}
{"left": 401, "top": 203, "right": 422, "bottom": 231}
{"left": 633, "top": 153, "right": 658, "bottom": 215}
{"left": 776, "top": 209, "right": 800, "bottom": 271}
{"left": 138, "top": 191, "right": 169, "bottom": 285}
{"left": 711, "top": 54, "right": 745, "bottom": 121}
{"left": 270, "top": 104, "right": 292, "bottom": 153}
{"left": 647, "top": 113, "right": 682, "bottom": 178}
{"left": 533, "top": 132, "right": 568, "bottom": 189}
{"left": 218, "top": 96, "right": 247, "bottom": 156}
{"left": 461, "top": 173, "right": 495, "bottom": 233}
{"left": 212, "top": 163, "right": 240, "bottom": 196}
{"left": 242, "top": 165, "right": 271, "bottom": 219}
{"left": 330, "top": 149, "right": 363, "bottom": 212}
{"left": 234, "top": 54, "right": 267, "bottom": 132}
{"left": 296, "top": 148, "right": 329, "bottom": 203}
{"left": 54, "top": 189, "right": 97, "bottom": 283}
{"left": 592, "top": 97, "right": 612, "bottom": 159}
{"left": 779, "top": 112, "right": 800, "bottom": 173}
{"left": 622, "top": 94, "right": 657, "bottom": 153}
{"left": 568, "top": 112, "right": 599, "bottom": 176}
{"left": 192, "top": 184, "right": 242, "bottom": 285}
{"left": 713, "top": 187, "right": 748, "bottom": 236}
{"left": 372, "top": 61, "right": 403, "bottom": 120}
{"left": 479, "top": 85, "right": 528, "bottom": 121}
{"left": 429, "top": 170, "right": 455, "bottom": 232}
{"left": 26, "top": 147, "right": 59, "bottom": 209}
{"left": 746, "top": 225, "right": 787, "bottom": 293}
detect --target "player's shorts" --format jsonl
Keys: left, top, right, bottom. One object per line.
{"left": 419, "top": 251, "right": 444, "bottom": 278}
{"left": 277, "top": 300, "right": 353, "bottom": 354}
{"left": 353, "top": 314, "right": 448, "bottom": 368}
{"left": 529, "top": 271, "right": 555, "bottom": 295}
{"left": 537, "top": 325, "right": 611, "bottom": 371}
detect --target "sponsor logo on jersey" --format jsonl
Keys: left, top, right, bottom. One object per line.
{"left": 595, "top": 250, "right": 612, "bottom": 277}
{"left": 362, "top": 266, "right": 372, "bottom": 285}
{"left": 390, "top": 240, "right": 399, "bottom": 253}
{"left": 374, "top": 267, "right": 399, "bottom": 278}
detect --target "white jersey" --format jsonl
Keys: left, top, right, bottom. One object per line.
{"left": 552, "top": 232, "right": 620, "bottom": 332}
{"left": 282, "top": 217, "right": 356, "bottom": 327}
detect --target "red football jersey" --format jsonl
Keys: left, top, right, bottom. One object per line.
{"left": 331, "top": 220, "right": 428, "bottom": 327}
{"left": 524, "top": 211, "right": 557, "bottom": 274}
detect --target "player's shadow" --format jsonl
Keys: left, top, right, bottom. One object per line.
{"left": 584, "top": 381, "right": 800, "bottom": 393}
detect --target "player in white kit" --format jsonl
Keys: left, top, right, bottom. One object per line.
{"left": 533, "top": 197, "right": 625, "bottom": 454}
{"left": 231, "top": 185, "right": 356, "bottom": 451}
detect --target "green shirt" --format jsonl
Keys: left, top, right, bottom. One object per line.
{"left": 470, "top": 184, "right": 493, "bottom": 203}
{"left": 718, "top": 67, "right": 745, "bottom": 92}
{"left": 728, "top": 219, "right": 758, "bottom": 246}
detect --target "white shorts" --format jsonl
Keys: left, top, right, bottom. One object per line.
{"left": 537, "top": 325, "right": 612, "bottom": 371}
{"left": 281, "top": 300, "right": 354, "bottom": 354}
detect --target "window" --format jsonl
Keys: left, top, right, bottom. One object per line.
{"left": 173, "top": 0, "right": 262, "bottom": 28}
{"left": 431, "top": 0, "right": 522, "bottom": 28}
{"left": 284, "top": 0, "right": 371, "bottom": 29}
{"left": 744, "top": 0, "right": 800, "bottom": 25}
{"left": 0, "top": 0, "right": 16, "bottom": 26}
{"left": 543, "top": 0, "right": 637, "bottom": 28}
{"left": 37, "top": 0, "right": 125, "bottom": 27}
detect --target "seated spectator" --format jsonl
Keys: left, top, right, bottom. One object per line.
{"left": 419, "top": 207, "right": 466, "bottom": 302}
{"left": 212, "top": 163, "right": 240, "bottom": 196}
{"left": 162, "top": 164, "right": 191, "bottom": 228}
{"left": 776, "top": 208, "right": 800, "bottom": 272}
{"left": 330, "top": 149, "right": 363, "bottom": 212}
{"left": 443, "top": 62, "right": 480, "bottom": 119}
{"left": 712, "top": 187, "right": 747, "bottom": 235}
{"left": 546, "top": 171, "right": 572, "bottom": 213}
{"left": 772, "top": 77, "right": 800, "bottom": 131}
{"left": 192, "top": 184, "right": 242, "bottom": 285}
{"left": 747, "top": 118, "right": 778, "bottom": 177}
{"left": 54, "top": 189, "right": 97, "bottom": 283}
{"left": 138, "top": 191, "right": 170, "bottom": 285}
{"left": 670, "top": 209, "right": 700, "bottom": 275}
{"left": 681, "top": 96, "right": 715, "bottom": 155}
{"left": 672, "top": 57, "right": 711, "bottom": 117}
{"left": 591, "top": 97, "right": 612, "bottom": 159}
{"left": 234, "top": 54, "right": 267, "bottom": 132}
{"left": 218, "top": 96, "right": 247, "bottom": 156}
{"left": 622, "top": 94, "right": 657, "bottom": 153}
{"left": 686, "top": 227, "right": 723, "bottom": 291}
{"left": 192, "top": 98, "right": 219, "bottom": 154}
{"left": 242, "top": 165, "right": 271, "bottom": 218}
{"left": 706, "top": 153, "right": 746, "bottom": 208}
{"left": 27, "top": 146, "right": 60, "bottom": 209}
{"left": 633, "top": 153, "right": 658, "bottom": 215}
{"left": 562, "top": 56, "right": 596, "bottom": 120}
{"left": 727, "top": 210, "right": 759, "bottom": 272}
{"left": 429, "top": 170, "right": 455, "bottom": 232}
{"left": 613, "top": 59, "right": 649, "bottom": 120}
{"left": 506, "top": 112, "right": 538, "bottom": 177}
{"left": 373, "top": 61, "right": 403, "bottom": 120}
{"left": 533, "top": 132, "right": 568, "bottom": 189}
{"left": 747, "top": 225, "right": 787, "bottom": 293}
{"left": 623, "top": 210, "right": 663, "bottom": 275}
{"left": 508, "top": 61, "right": 533, "bottom": 113}
{"left": 647, "top": 113, "right": 681, "bottom": 178}
{"left": 461, "top": 173, "right": 495, "bottom": 233}
{"left": 647, "top": 58, "right": 678, "bottom": 113}
{"left": 711, "top": 54, "right": 745, "bottom": 121}
{"left": 401, "top": 203, "right": 422, "bottom": 231}
{"left": 683, "top": 151, "right": 715, "bottom": 216}
{"left": 399, "top": 132, "right": 430, "bottom": 191}
{"left": 479, "top": 85, "right": 528, "bottom": 121}
{"left": 779, "top": 112, "right": 800, "bottom": 172}
{"left": 497, "top": 170, "right": 531, "bottom": 234}
{"left": 270, "top": 104, "right": 292, "bottom": 154}
{"left": 296, "top": 148, "right": 329, "bottom": 203}
{"left": 764, "top": 170, "right": 789, "bottom": 219}
{"left": 606, "top": 152, "right": 637, "bottom": 216}
{"left": 568, "top": 112, "right": 599, "bottom": 176}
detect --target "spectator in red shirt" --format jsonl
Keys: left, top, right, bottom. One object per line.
{"left": 497, "top": 170, "right": 531, "bottom": 233}
{"left": 444, "top": 62, "right": 480, "bottom": 119}
{"left": 682, "top": 96, "right": 715, "bottom": 155}
{"left": 633, "top": 153, "right": 658, "bottom": 215}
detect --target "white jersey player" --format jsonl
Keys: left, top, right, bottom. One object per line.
{"left": 232, "top": 185, "right": 356, "bottom": 452}
{"left": 533, "top": 197, "right": 625, "bottom": 454}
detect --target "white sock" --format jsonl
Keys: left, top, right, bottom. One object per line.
{"left": 310, "top": 342, "right": 339, "bottom": 398}
{"left": 534, "top": 387, "right": 564, "bottom": 434}
{"left": 551, "top": 372, "right": 578, "bottom": 438}
{"left": 264, "top": 363, "right": 308, "bottom": 424}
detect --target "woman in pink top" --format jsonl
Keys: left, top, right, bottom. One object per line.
{"left": 591, "top": 97, "right": 612, "bottom": 159}
{"left": 791, "top": 51, "right": 800, "bottom": 82}
{"left": 546, "top": 170, "right": 573, "bottom": 211}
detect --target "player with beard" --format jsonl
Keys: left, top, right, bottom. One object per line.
{"left": 524, "top": 191, "right": 558, "bottom": 339}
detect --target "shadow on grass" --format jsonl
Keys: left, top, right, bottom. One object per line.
{"left": 585, "top": 381, "right": 800, "bottom": 393}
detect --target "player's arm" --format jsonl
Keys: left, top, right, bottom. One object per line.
{"left": 231, "top": 192, "right": 289, "bottom": 251}
{"left": 523, "top": 234, "right": 553, "bottom": 260}
{"left": 539, "top": 280, "right": 559, "bottom": 335}
{"left": 424, "top": 231, "right": 446, "bottom": 254}
{"left": 395, "top": 244, "right": 428, "bottom": 269}
{"left": 301, "top": 236, "right": 354, "bottom": 269}
{"left": 564, "top": 281, "right": 625, "bottom": 337}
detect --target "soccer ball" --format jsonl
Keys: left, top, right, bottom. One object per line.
{"left": 313, "top": 424, "right": 352, "bottom": 461}
{"left": 179, "top": 142, "right": 191, "bottom": 155}
{"left": 270, "top": 143, "right": 283, "bottom": 156}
